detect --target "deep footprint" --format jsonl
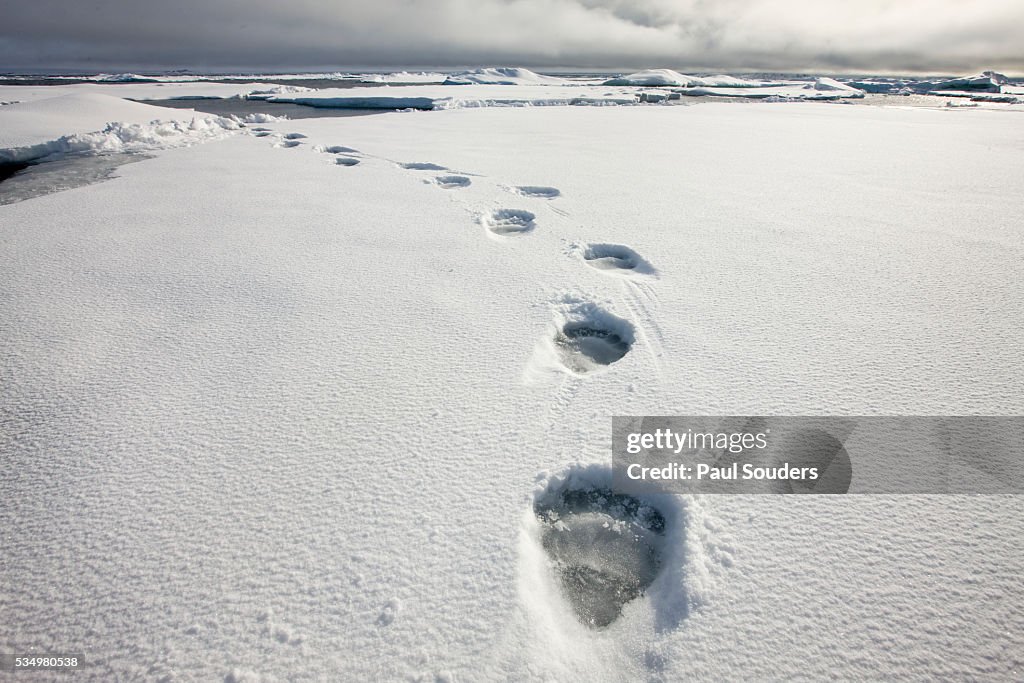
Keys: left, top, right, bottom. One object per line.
{"left": 434, "top": 175, "right": 471, "bottom": 189}
{"left": 321, "top": 145, "right": 359, "bottom": 154}
{"left": 401, "top": 162, "right": 448, "bottom": 171}
{"left": 335, "top": 157, "right": 360, "bottom": 166}
{"left": 536, "top": 487, "right": 665, "bottom": 628}
{"left": 280, "top": 140, "right": 302, "bottom": 148}
{"left": 555, "top": 321, "right": 632, "bottom": 373}
{"left": 514, "top": 185, "right": 560, "bottom": 199}
{"left": 581, "top": 243, "right": 653, "bottom": 274}
{"left": 284, "top": 133, "right": 307, "bottom": 140}
{"left": 481, "top": 208, "right": 536, "bottom": 236}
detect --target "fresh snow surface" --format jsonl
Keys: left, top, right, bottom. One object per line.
{"left": 1, "top": 95, "right": 1023, "bottom": 682}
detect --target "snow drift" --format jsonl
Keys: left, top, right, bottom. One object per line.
{"left": 0, "top": 93, "right": 242, "bottom": 163}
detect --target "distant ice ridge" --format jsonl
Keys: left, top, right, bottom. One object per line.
{"left": 846, "top": 71, "right": 1013, "bottom": 95}
{"left": 360, "top": 71, "right": 448, "bottom": 84}
{"left": 928, "top": 72, "right": 1019, "bottom": 101}
{"left": 443, "top": 67, "right": 573, "bottom": 86}
{"left": 92, "top": 73, "right": 161, "bottom": 83}
{"left": 51, "top": 72, "right": 360, "bottom": 83}
{"left": 933, "top": 71, "right": 1008, "bottom": 92}
{"left": 603, "top": 69, "right": 762, "bottom": 87}
{"left": 0, "top": 116, "right": 243, "bottom": 164}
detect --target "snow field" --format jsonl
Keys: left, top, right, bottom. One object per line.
{"left": 1, "top": 101, "right": 1022, "bottom": 680}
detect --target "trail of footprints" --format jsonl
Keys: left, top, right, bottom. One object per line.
{"left": 262, "top": 127, "right": 666, "bottom": 630}
{"left": 258, "top": 127, "right": 652, "bottom": 379}
{"left": 383, "top": 151, "right": 667, "bottom": 630}
{"left": 258, "top": 126, "right": 656, "bottom": 377}
{"left": 257, "top": 133, "right": 657, "bottom": 369}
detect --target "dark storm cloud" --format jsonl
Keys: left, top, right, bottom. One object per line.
{"left": 0, "top": 0, "right": 1021, "bottom": 74}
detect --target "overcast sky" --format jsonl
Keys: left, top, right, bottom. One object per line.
{"left": 1, "top": 0, "right": 1021, "bottom": 75}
